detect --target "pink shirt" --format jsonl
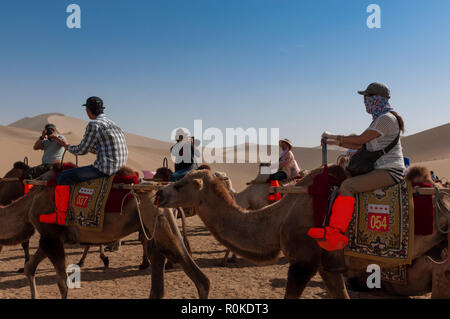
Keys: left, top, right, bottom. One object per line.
{"left": 279, "top": 150, "right": 300, "bottom": 178}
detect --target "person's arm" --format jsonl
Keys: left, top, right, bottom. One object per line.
{"left": 322, "top": 130, "right": 381, "bottom": 148}
{"left": 68, "top": 123, "right": 99, "bottom": 155}
{"left": 324, "top": 139, "right": 363, "bottom": 150}
{"left": 33, "top": 130, "right": 46, "bottom": 150}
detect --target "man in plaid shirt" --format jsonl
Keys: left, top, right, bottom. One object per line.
{"left": 40, "top": 96, "right": 128, "bottom": 225}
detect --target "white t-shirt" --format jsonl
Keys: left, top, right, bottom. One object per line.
{"left": 365, "top": 112, "right": 405, "bottom": 172}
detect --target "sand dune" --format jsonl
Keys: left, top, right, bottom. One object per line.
{"left": 402, "top": 123, "right": 450, "bottom": 162}
{"left": 1, "top": 113, "right": 449, "bottom": 190}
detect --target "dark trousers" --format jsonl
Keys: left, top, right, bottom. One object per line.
{"left": 24, "top": 164, "right": 53, "bottom": 180}
{"left": 56, "top": 165, "right": 108, "bottom": 186}
{"left": 269, "top": 170, "right": 287, "bottom": 181}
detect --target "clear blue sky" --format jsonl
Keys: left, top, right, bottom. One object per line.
{"left": 0, "top": 0, "right": 449, "bottom": 146}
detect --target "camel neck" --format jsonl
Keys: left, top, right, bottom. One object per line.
{"left": 0, "top": 191, "right": 34, "bottom": 240}
{"left": 196, "top": 190, "right": 299, "bottom": 264}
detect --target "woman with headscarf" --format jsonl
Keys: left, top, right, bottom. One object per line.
{"left": 269, "top": 138, "right": 300, "bottom": 181}
{"left": 308, "top": 82, "right": 406, "bottom": 253}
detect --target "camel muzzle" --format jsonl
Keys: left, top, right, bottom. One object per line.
{"left": 154, "top": 190, "right": 166, "bottom": 207}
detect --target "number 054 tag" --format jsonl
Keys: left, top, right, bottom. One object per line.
{"left": 368, "top": 204, "right": 389, "bottom": 232}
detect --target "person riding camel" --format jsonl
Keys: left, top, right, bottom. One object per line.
{"left": 269, "top": 139, "right": 300, "bottom": 181}
{"left": 170, "top": 129, "right": 198, "bottom": 182}
{"left": 39, "top": 96, "right": 128, "bottom": 225}
{"left": 308, "top": 82, "right": 406, "bottom": 252}
{"left": 24, "top": 124, "right": 66, "bottom": 179}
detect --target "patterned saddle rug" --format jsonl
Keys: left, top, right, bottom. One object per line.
{"left": 344, "top": 180, "right": 415, "bottom": 266}
{"left": 67, "top": 176, "right": 115, "bottom": 232}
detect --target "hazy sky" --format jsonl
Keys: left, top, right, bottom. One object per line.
{"left": 0, "top": 1, "right": 449, "bottom": 147}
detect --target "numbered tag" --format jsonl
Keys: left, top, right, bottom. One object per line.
{"left": 74, "top": 188, "right": 94, "bottom": 208}
{"left": 368, "top": 204, "right": 389, "bottom": 232}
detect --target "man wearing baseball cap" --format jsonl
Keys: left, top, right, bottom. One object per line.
{"left": 24, "top": 123, "right": 67, "bottom": 179}
{"left": 40, "top": 96, "right": 128, "bottom": 226}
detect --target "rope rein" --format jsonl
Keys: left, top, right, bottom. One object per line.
{"left": 120, "top": 187, "right": 160, "bottom": 241}
{"left": 433, "top": 186, "right": 450, "bottom": 234}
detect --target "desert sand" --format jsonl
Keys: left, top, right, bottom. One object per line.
{"left": 0, "top": 113, "right": 448, "bottom": 299}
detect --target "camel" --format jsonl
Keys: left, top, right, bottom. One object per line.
{"left": 155, "top": 167, "right": 449, "bottom": 298}
{"left": 345, "top": 165, "right": 449, "bottom": 297}
{"left": 0, "top": 170, "right": 209, "bottom": 299}
{"left": 0, "top": 162, "right": 134, "bottom": 272}
{"left": 0, "top": 161, "right": 33, "bottom": 272}
{"left": 223, "top": 164, "right": 308, "bottom": 264}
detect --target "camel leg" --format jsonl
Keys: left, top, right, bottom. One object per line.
{"left": 139, "top": 231, "right": 150, "bottom": 270}
{"left": 17, "top": 241, "right": 31, "bottom": 273}
{"left": 77, "top": 245, "right": 90, "bottom": 268}
{"left": 40, "top": 236, "right": 68, "bottom": 299}
{"left": 319, "top": 269, "right": 350, "bottom": 299}
{"left": 148, "top": 240, "right": 166, "bottom": 299}
{"left": 284, "top": 262, "right": 318, "bottom": 299}
{"left": 222, "top": 250, "right": 231, "bottom": 266}
{"left": 99, "top": 245, "right": 109, "bottom": 269}
{"left": 178, "top": 250, "right": 210, "bottom": 299}
{"left": 24, "top": 247, "right": 47, "bottom": 299}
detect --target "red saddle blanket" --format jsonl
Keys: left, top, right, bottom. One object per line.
{"left": 308, "top": 167, "right": 434, "bottom": 236}
{"left": 411, "top": 182, "right": 434, "bottom": 235}
{"left": 105, "top": 174, "right": 139, "bottom": 213}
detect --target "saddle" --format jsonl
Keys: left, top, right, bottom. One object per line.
{"left": 67, "top": 173, "right": 139, "bottom": 232}
{"left": 309, "top": 166, "right": 435, "bottom": 267}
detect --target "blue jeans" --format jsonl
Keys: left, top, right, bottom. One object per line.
{"left": 57, "top": 165, "right": 108, "bottom": 186}
{"left": 170, "top": 168, "right": 191, "bottom": 182}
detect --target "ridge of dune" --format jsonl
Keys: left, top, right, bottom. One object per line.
{"left": 402, "top": 122, "right": 450, "bottom": 162}
{"left": 8, "top": 113, "right": 65, "bottom": 132}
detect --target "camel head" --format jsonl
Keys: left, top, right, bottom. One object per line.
{"left": 5, "top": 161, "right": 30, "bottom": 178}
{"left": 406, "top": 165, "right": 433, "bottom": 184}
{"left": 0, "top": 161, "right": 30, "bottom": 205}
{"left": 156, "top": 169, "right": 235, "bottom": 208}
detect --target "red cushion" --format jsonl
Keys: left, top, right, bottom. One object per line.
{"left": 105, "top": 174, "right": 139, "bottom": 212}
{"left": 412, "top": 182, "right": 434, "bottom": 236}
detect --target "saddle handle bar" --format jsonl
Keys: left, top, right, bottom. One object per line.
{"left": 322, "top": 137, "right": 328, "bottom": 166}
{"left": 60, "top": 150, "right": 79, "bottom": 168}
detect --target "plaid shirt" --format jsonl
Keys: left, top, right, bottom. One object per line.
{"left": 68, "top": 114, "right": 128, "bottom": 176}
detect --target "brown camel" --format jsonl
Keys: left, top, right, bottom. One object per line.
{"left": 0, "top": 163, "right": 135, "bottom": 272}
{"left": 0, "top": 161, "right": 33, "bottom": 272}
{"left": 0, "top": 172, "right": 209, "bottom": 299}
{"left": 345, "top": 165, "right": 449, "bottom": 297}
{"left": 155, "top": 167, "right": 449, "bottom": 298}
{"left": 223, "top": 164, "right": 307, "bottom": 264}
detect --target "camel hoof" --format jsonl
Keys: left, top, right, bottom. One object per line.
{"left": 17, "top": 268, "right": 25, "bottom": 274}
{"left": 165, "top": 261, "right": 174, "bottom": 270}
{"left": 102, "top": 257, "right": 110, "bottom": 269}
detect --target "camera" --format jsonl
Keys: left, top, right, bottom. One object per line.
{"left": 46, "top": 129, "right": 54, "bottom": 136}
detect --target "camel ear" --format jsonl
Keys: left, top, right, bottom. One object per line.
{"left": 192, "top": 178, "right": 203, "bottom": 190}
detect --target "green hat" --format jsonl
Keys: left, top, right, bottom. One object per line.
{"left": 45, "top": 123, "right": 56, "bottom": 131}
{"left": 358, "top": 82, "right": 391, "bottom": 99}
